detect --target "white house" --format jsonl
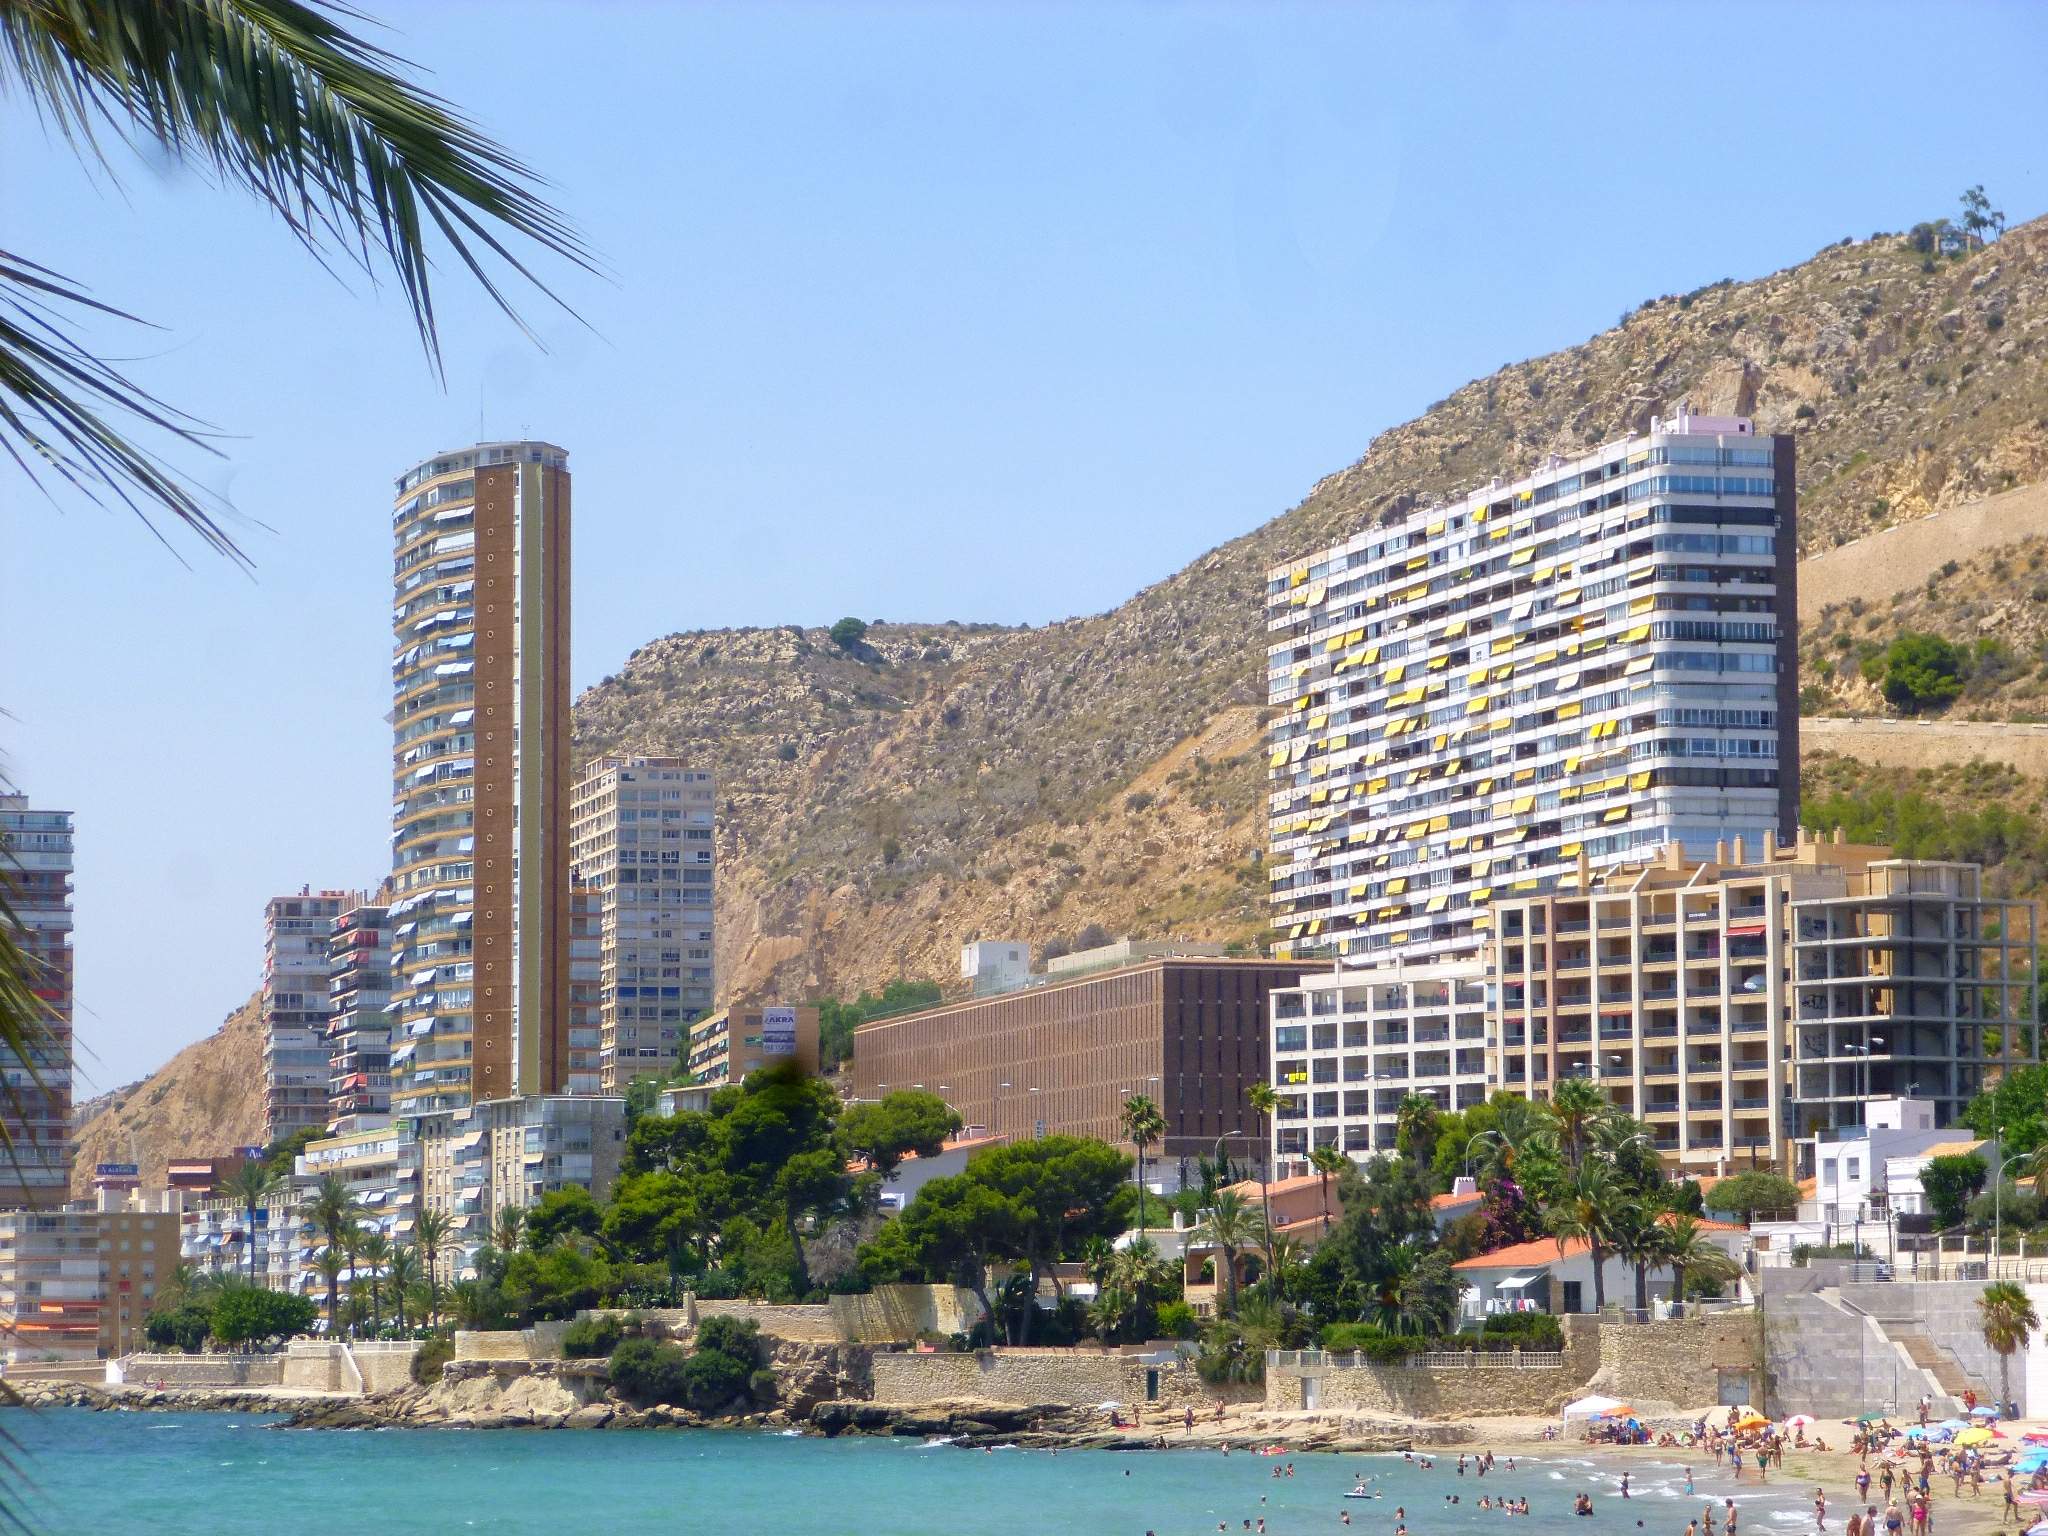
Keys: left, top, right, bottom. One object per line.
{"left": 1452, "top": 1215, "right": 1749, "bottom": 1321}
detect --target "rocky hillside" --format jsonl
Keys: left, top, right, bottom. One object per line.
{"left": 69, "top": 990, "right": 263, "bottom": 1199}
{"left": 577, "top": 217, "right": 2048, "bottom": 1008}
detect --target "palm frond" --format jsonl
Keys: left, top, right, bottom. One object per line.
{"left": 2, "top": 0, "right": 594, "bottom": 362}
{"left": 0, "top": 0, "right": 596, "bottom": 554}
{"left": 0, "top": 249, "right": 240, "bottom": 563}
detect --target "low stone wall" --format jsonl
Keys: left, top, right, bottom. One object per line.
{"left": 282, "top": 1342, "right": 357, "bottom": 1393}
{"left": 112, "top": 1353, "right": 285, "bottom": 1388}
{"left": 871, "top": 1348, "right": 1146, "bottom": 1408}
{"left": 1593, "top": 1313, "right": 1759, "bottom": 1408}
{"left": 1264, "top": 1316, "right": 1604, "bottom": 1417}
{"left": 455, "top": 1329, "right": 535, "bottom": 1363}
{"left": 1267, "top": 1358, "right": 1589, "bottom": 1417}
{"left": 694, "top": 1300, "right": 840, "bottom": 1344}
{"left": 830, "top": 1284, "right": 984, "bottom": 1343}
{"left": 350, "top": 1342, "right": 422, "bottom": 1394}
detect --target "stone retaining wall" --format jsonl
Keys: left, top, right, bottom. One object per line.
{"left": 830, "top": 1285, "right": 984, "bottom": 1343}
{"left": 351, "top": 1343, "right": 422, "bottom": 1394}
{"left": 455, "top": 1329, "right": 535, "bottom": 1363}
{"left": 1264, "top": 1315, "right": 1604, "bottom": 1417}
{"left": 694, "top": 1300, "right": 840, "bottom": 1344}
{"left": 871, "top": 1349, "right": 1146, "bottom": 1407}
{"left": 281, "top": 1342, "right": 356, "bottom": 1393}
{"left": 1593, "top": 1313, "right": 1759, "bottom": 1408}
{"left": 112, "top": 1354, "right": 285, "bottom": 1388}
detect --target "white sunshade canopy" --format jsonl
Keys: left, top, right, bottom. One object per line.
{"left": 1562, "top": 1395, "right": 1626, "bottom": 1418}
{"left": 1498, "top": 1272, "right": 1546, "bottom": 1292}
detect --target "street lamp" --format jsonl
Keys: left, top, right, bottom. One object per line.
{"left": 1995, "top": 1140, "right": 2031, "bottom": 1276}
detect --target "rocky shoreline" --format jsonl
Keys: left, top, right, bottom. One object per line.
{"left": 7, "top": 1368, "right": 1472, "bottom": 1453}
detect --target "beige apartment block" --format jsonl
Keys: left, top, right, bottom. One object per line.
{"left": 570, "top": 756, "right": 716, "bottom": 1091}
{"left": 1488, "top": 832, "right": 2037, "bottom": 1172}
{"left": 686, "top": 1004, "right": 819, "bottom": 1086}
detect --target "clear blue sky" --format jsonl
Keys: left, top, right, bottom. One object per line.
{"left": 4, "top": 1, "right": 2043, "bottom": 1092}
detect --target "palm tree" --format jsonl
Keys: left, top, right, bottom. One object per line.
{"left": 1395, "top": 1093, "right": 1442, "bottom": 1165}
{"left": 384, "top": 1247, "right": 421, "bottom": 1334}
{"left": 494, "top": 1206, "right": 528, "bottom": 1254}
{"left": 1659, "top": 1213, "right": 1741, "bottom": 1316}
{"left": 414, "top": 1210, "right": 451, "bottom": 1322}
{"left": 1244, "top": 1082, "right": 1281, "bottom": 1280}
{"left": 1608, "top": 1205, "right": 1662, "bottom": 1314}
{"left": 1308, "top": 1145, "right": 1349, "bottom": 1228}
{"left": 1547, "top": 1161, "right": 1617, "bottom": 1311}
{"left": 224, "top": 1161, "right": 276, "bottom": 1285}
{"left": 313, "top": 1248, "right": 346, "bottom": 1334}
{"left": 1549, "top": 1077, "right": 1607, "bottom": 1172}
{"left": 300, "top": 1174, "right": 360, "bottom": 1334}
{"left": 2018, "top": 1144, "right": 2048, "bottom": 1202}
{"left": 1194, "top": 1189, "right": 1261, "bottom": 1318}
{"left": 1980, "top": 1281, "right": 2040, "bottom": 1412}
{"left": 1120, "top": 1094, "right": 1166, "bottom": 1238}
{"left": 355, "top": 1229, "right": 391, "bottom": 1334}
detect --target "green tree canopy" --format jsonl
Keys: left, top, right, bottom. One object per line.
{"left": 524, "top": 1186, "right": 606, "bottom": 1251}
{"left": 209, "top": 1285, "right": 317, "bottom": 1345}
{"left": 829, "top": 617, "right": 869, "bottom": 651}
{"left": 838, "top": 1090, "right": 963, "bottom": 1181}
{"left": 1702, "top": 1170, "right": 1801, "bottom": 1220}
{"left": 1963, "top": 1065, "right": 2048, "bottom": 1157}
{"left": 1922, "top": 1153, "right": 1989, "bottom": 1230}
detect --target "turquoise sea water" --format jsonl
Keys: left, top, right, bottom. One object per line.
{"left": 5, "top": 1410, "right": 1821, "bottom": 1536}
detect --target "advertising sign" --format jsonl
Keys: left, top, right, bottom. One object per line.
{"left": 761, "top": 1005, "right": 797, "bottom": 1055}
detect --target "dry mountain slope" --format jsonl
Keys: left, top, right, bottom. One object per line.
{"left": 69, "top": 990, "right": 263, "bottom": 1200}
{"left": 577, "top": 218, "right": 2048, "bottom": 1008}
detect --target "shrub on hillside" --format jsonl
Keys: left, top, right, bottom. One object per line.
{"left": 411, "top": 1335, "right": 454, "bottom": 1386}
{"left": 608, "top": 1336, "right": 692, "bottom": 1404}
{"left": 562, "top": 1312, "right": 627, "bottom": 1358}
{"left": 1877, "top": 632, "right": 1967, "bottom": 714}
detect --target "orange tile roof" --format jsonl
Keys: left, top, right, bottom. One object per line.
{"left": 1431, "top": 1189, "right": 1483, "bottom": 1210}
{"left": 1224, "top": 1172, "right": 1330, "bottom": 1200}
{"left": 1452, "top": 1212, "right": 1743, "bottom": 1271}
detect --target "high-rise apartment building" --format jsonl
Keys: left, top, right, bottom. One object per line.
{"left": 388, "top": 441, "right": 574, "bottom": 1114}
{"left": 261, "top": 890, "right": 351, "bottom": 1144}
{"left": 569, "top": 757, "right": 716, "bottom": 1090}
{"left": 326, "top": 899, "right": 394, "bottom": 1134}
{"left": 1265, "top": 408, "right": 1796, "bottom": 965}
{"left": 0, "top": 794, "right": 74, "bottom": 1208}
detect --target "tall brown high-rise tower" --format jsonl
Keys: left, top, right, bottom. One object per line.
{"left": 388, "top": 442, "right": 573, "bottom": 1112}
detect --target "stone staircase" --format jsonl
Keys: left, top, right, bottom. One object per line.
{"left": 1829, "top": 1290, "right": 1988, "bottom": 1414}
{"left": 1888, "top": 1322, "right": 1984, "bottom": 1402}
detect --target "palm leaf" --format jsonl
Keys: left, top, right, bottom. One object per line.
{"left": 0, "top": 0, "right": 596, "bottom": 554}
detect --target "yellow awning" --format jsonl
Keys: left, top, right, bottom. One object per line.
{"left": 1603, "top": 805, "right": 1630, "bottom": 823}
{"left": 1509, "top": 547, "right": 1535, "bottom": 567}
{"left": 1387, "top": 877, "right": 1408, "bottom": 895}
{"left": 1425, "top": 894, "right": 1450, "bottom": 913}
{"left": 1510, "top": 793, "right": 1535, "bottom": 814}
{"left": 1623, "top": 623, "right": 1652, "bottom": 643}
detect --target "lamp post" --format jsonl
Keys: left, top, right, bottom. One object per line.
{"left": 1995, "top": 1141, "right": 2029, "bottom": 1278}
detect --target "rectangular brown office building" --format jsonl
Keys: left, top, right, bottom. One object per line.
{"left": 851, "top": 958, "right": 1323, "bottom": 1172}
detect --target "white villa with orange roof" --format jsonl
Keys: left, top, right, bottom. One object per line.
{"left": 1452, "top": 1212, "right": 1749, "bottom": 1321}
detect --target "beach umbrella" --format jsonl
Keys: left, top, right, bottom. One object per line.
{"left": 1856, "top": 1412, "right": 1888, "bottom": 1425}
{"left": 1958, "top": 1428, "right": 1994, "bottom": 1447}
{"left": 2014, "top": 1449, "right": 2048, "bottom": 1474}
{"left": 1941, "top": 1419, "right": 1972, "bottom": 1431}
{"left": 1974, "top": 1406, "right": 2002, "bottom": 1418}
{"left": 1785, "top": 1415, "right": 1816, "bottom": 1430}
{"left": 2026, "top": 1518, "right": 2048, "bottom": 1536}
{"left": 1736, "top": 1413, "right": 1769, "bottom": 1430}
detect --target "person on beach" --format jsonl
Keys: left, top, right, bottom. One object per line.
{"left": 1726, "top": 1497, "right": 1740, "bottom": 1536}
{"left": 1883, "top": 1502, "right": 1903, "bottom": 1536}
{"left": 1185, "top": 1408, "right": 1194, "bottom": 1434}
{"left": 1858, "top": 1467, "right": 1872, "bottom": 1503}
{"left": 1881, "top": 1467, "right": 1896, "bottom": 1502}
{"left": 1621, "top": 1473, "right": 1631, "bottom": 1500}
{"left": 1703, "top": 1501, "right": 1718, "bottom": 1534}
{"left": 1732, "top": 1447, "right": 1745, "bottom": 1478}
{"left": 1848, "top": 1508, "right": 1864, "bottom": 1536}
{"left": 1340, "top": 1513, "right": 1350, "bottom": 1527}
{"left": 1687, "top": 1469, "right": 1696, "bottom": 1497}
{"left": 1816, "top": 1487, "right": 1828, "bottom": 1532}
